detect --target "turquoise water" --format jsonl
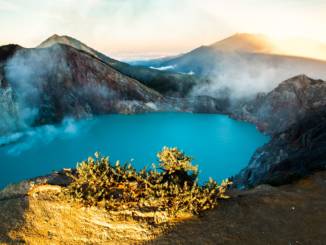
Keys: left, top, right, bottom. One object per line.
{"left": 0, "top": 113, "right": 269, "bottom": 188}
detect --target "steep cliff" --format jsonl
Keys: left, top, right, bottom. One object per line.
{"left": 233, "top": 75, "right": 326, "bottom": 187}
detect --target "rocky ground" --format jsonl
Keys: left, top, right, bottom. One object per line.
{"left": 0, "top": 171, "right": 325, "bottom": 244}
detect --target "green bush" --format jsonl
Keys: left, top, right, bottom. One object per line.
{"left": 65, "top": 147, "right": 232, "bottom": 216}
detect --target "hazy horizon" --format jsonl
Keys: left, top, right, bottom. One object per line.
{"left": 1, "top": 0, "right": 326, "bottom": 60}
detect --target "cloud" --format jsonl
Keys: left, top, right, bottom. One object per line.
{"left": 1, "top": 0, "right": 326, "bottom": 59}
{"left": 0, "top": 0, "right": 20, "bottom": 12}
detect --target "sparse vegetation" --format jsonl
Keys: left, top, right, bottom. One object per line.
{"left": 65, "top": 147, "right": 232, "bottom": 217}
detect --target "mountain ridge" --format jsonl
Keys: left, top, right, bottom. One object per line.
{"left": 37, "top": 34, "right": 202, "bottom": 97}
{"left": 132, "top": 33, "right": 326, "bottom": 87}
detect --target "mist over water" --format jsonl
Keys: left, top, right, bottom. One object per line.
{"left": 0, "top": 118, "right": 84, "bottom": 156}
{"left": 0, "top": 113, "right": 269, "bottom": 188}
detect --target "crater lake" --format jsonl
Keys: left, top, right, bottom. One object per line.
{"left": 0, "top": 112, "right": 269, "bottom": 188}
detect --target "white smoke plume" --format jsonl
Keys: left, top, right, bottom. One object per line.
{"left": 190, "top": 52, "right": 326, "bottom": 100}
{"left": 4, "top": 45, "right": 69, "bottom": 127}
{"left": 2, "top": 44, "right": 116, "bottom": 135}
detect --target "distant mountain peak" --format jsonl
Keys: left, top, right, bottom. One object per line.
{"left": 210, "top": 33, "right": 275, "bottom": 53}
{"left": 38, "top": 34, "right": 84, "bottom": 49}
{"left": 37, "top": 34, "right": 112, "bottom": 64}
{"left": 48, "top": 33, "right": 60, "bottom": 39}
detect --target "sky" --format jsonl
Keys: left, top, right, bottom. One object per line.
{"left": 1, "top": 0, "right": 326, "bottom": 60}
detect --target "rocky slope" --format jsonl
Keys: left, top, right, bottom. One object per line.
{"left": 232, "top": 75, "right": 326, "bottom": 134}
{"left": 0, "top": 43, "right": 167, "bottom": 135}
{"left": 234, "top": 109, "right": 326, "bottom": 188}
{"left": 232, "top": 75, "right": 326, "bottom": 188}
{"left": 0, "top": 170, "right": 325, "bottom": 244}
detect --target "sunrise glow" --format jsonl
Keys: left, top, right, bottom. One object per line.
{"left": 0, "top": 0, "right": 325, "bottom": 60}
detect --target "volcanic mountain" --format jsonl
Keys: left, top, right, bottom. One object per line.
{"left": 38, "top": 34, "right": 201, "bottom": 97}
{"left": 132, "top": 33, "right": 326, "bottom": 97}
{"left": 0, "top": 42, "right": 167, "bottom": 135}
